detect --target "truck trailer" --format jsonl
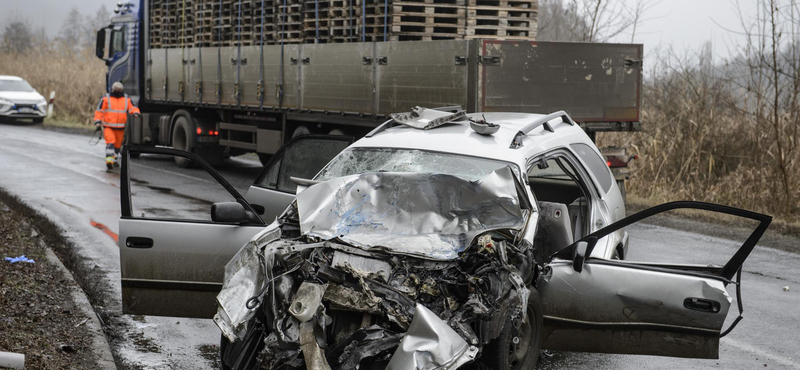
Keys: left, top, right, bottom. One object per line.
{"left": 95, "top": 0, "right": 642, "bottom": 168}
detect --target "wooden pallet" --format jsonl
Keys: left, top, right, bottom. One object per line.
{"left": 465, "top": 0, "right": 535, "bottom": 39}
{"left": 150, "top": 0, "right": 538, "bottom": 47}
{"left": 390, "top": 1, "right": 463, "bottom": 40}
{"left": 303, "top": 0, "right": 332, "bottom": 42}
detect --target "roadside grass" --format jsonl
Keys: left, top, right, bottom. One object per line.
{"left": 44, "top": 117, "right": 94, "bottom": 131}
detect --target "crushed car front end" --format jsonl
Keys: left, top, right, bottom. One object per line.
{"left": 215, "top": 168, "right": 541, "bottom": 370}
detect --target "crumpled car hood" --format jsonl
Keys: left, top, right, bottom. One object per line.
{"left": 296, "top": 167, "right": 525, "bottom": 260}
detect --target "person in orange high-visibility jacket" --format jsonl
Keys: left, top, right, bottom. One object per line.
{"left": 94, "top": 82, "right": 140, "bottom": 169}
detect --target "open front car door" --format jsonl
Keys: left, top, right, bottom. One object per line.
{"left": 538, "top": 201, "right": 771, "bottom": 359}
{"left": 119, "top": 146, "right": 267, "bottom": 318}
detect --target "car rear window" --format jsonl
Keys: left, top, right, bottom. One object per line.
{"left": 570, "top": 143, "right": 613, "bottom": 193}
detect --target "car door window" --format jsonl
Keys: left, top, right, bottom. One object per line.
{"left": 257, "top": 136, "right": 352, "bottom": 194}
{"left": 570, "top": 143, "right": 613, "bottom": 193}
{"left": 539, "top": 201, "right": 770, "bottom": 358}
{"left": 127, "top": 151, "right": 253, "bottom": 223}
{"left": 566, "top": 201, "right": 770, "bottom": 280}
{"left": 528, "top": 153, "right": 594, "bottom": 256}
{"left": 119, "top": 147, "right": 265, "bottom": 318}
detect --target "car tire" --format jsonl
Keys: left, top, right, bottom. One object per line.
{"left": 171, "top": 115, "right": 194, "bottom": 168}
{"left": 219, "top": 321, "right": 266, "bottom": 370}
{"left": 482, "top": 288, "right": 542, "bottom": 370}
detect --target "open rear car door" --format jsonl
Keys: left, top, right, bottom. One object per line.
{"left": 538, "top": 201, "right": 771, "bottom": 359}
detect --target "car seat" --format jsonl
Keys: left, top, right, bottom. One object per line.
{"left": 535, "top": 201, "right": 574, "bottom": 258}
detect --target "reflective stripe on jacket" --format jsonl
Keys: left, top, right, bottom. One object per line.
{"left": 93, "top": 94, "right": 141, "bottom": 130}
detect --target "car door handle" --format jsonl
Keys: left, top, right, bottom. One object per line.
{"left": 684, "top": 298, "right": 721, "bottom": 313}
{"left": 125, "top": 237, "right": 154, "bottom": 249}
{"left": 251, "top": 204, "right": 265, "bottom": 215}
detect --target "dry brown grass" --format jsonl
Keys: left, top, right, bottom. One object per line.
{"left": 0, "top": 43, "right": 106, "bottom": 124}
{"left": 599, "top": 57, "right": 800, "bottom": 223}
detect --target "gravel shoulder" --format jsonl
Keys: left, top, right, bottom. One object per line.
{"left": 0, "top": 199, "right": 99, "bottom": 369}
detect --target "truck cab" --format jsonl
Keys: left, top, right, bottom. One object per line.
{"left": 96, "top": 1, "right": 142, "bottom": 103}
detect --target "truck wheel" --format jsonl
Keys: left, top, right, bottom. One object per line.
{"left": 171, "top": 115, "right": 194, "bottom": 168}
{"left": 257, "top": 153, "right": 272, "bottom": 166}
{"left": 292, "top": 125, "right": 310, "bottom": 138}
{"left": 482, "top": 288, "right": 542, "bottom": 370}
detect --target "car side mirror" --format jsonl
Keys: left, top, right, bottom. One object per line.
{"left": 572, "top": 241, "right": 588, "bottom": 273}
{"left": 211, "top": 202, "right": 248, "bottom": 223}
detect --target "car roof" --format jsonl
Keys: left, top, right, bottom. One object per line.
{"left": 350, "top": 112, "right": 593, "bottom": 167}
{"left": 0, "top": 76, "right": 24, "bottom": 81}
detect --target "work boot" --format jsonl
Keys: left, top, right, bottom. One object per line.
{"left": 106, "top": 156, "right": 114, "bottom": 170}
{"left": 113, "top": 156, "right": 120, "bottom": 168}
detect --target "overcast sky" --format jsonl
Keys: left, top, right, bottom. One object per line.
{"left": 4, "top": 0, "right": 759, "bottom": 61}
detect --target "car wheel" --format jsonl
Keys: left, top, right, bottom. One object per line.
{"left": 482, "top": 288, "right": 542, "bottom": 370}
{"left": 171, "top": 115, "right": 194, "bottom": 168}
{"left": 220, "top": 322, "right": 266, "bottom": 370}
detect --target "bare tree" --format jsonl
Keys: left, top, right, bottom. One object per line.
{"left": 537, "top": 0, "right": 658, "bottom": 43}
{"left": 87, "top": 5, "right": 111, "bottom": 48}
{"left": 726, "top": 0, "right": 800, "bottom": 213}
{"left": 1, "top": 20, "right": 34, "bottom": 54}
{"left": 59, "top": 7, "right": 85, "bottom": 50}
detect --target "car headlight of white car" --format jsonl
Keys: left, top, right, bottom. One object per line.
{"left": 36, "top": 98, "right": 47, "bottom": 110}
{"left": 0, "top": 97, "right": 13, "bottom": 106}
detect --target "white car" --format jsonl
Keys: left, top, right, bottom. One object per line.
{"left": 0, "top": 76, "right": 47, "bottom": 123}
{"left": 117, "top": 108, "right": 770, "bottom": 370}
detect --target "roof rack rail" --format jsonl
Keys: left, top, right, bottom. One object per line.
{"left": 365, "top": 106, "right": 465, "bottom": 138}
{"left": 509, "top": 111, "right": 576, "bottom": 149}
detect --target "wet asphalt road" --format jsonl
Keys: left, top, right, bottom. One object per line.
{"left": 0, "top": 123, "right": 798, "bottom": 370}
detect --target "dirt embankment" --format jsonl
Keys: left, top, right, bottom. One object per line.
{"left": 0, "top": 201, "right": 97, "bottom": 369}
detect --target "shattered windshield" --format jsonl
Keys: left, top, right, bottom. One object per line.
{"left": 297, "top": 167, "right": 526, "bottom": 260}
{"left": 316, "top": 147, "right": 519, "bottom": 182}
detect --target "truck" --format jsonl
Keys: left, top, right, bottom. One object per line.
{"left": 95, "top": 0, "right": 642, "bottom": 168}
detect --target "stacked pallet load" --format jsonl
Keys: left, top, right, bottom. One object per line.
{"left": 150, "top": 0, "right": 164, "bottom": 47}
{"left": 303, "top": 0, "right": 331, "bottom": 42}
{"left": 254, "top": 0, "right": 278, "bottom": 44}
{"left": 391, "top": 0, "right": 464, "bottom": 41}
{"left": 465, "top": 0, "right": 537, "bottom": 40}
{"left": 328, "top": 0, "right": 358, "bottom": 42}
{"left": 150, "top": 0, "right": 537, "bottom": 48}
{"left": 233, "top": 0, "right": 255, "bottom": 45}
{"left": 356, "top": 0, "right": 390, "bottom": 42}
{"left": 275, "top": 0, "right": 305, "bottom": 43}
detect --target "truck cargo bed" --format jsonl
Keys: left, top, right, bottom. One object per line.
{"left": 145, "top": 39, "right": 642, "bottom": 124}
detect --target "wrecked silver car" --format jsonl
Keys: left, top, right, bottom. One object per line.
{"left": 117, "top": 110, "right": 771, "bottom": 370}
{"left": 216, "top": 167, "right": 541, "bottom": 370}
